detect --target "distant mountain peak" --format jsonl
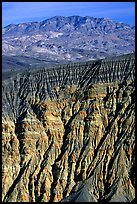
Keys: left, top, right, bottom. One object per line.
{"left": 2, "top": 15, "right": 135, "bottom": 65}
{"left": 3, "top": 15, "right": 134, "bottom": 29}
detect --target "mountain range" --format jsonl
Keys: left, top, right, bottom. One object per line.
{"left": 2, "top": 16, "right": 135, "bottom": 69}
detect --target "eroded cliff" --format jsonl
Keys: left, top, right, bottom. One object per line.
{"left": 2, "top": 54, "right": 135, "bottom": 202}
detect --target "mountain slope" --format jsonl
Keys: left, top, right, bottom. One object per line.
{"left": 2, "top": 54, "right": 135, "bottom": 202}
{"left": 2, "top": 16, "right": 135, "bottom": 65}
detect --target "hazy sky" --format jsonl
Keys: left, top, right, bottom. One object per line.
{"left": 2, "top": 2, "right": 135, "bottom": 27}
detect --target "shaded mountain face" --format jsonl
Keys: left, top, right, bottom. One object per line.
{"left": 2, "top": 16, "right": 135, "bottom": 66}
{"left": 2, "top": 54, "right": 135, "bottom": 202}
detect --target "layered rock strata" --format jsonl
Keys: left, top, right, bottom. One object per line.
{"left": 2, "top": 54, "right": 135, "bottom": 202}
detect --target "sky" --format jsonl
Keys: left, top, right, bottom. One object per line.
{"left": 2, "top": 2, "right": 135, "bottom": 27}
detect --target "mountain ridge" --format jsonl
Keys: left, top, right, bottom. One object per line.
{"left": 3, "top": 15, "right": 134, "bottom": 32}
{"left": 3, "top": 16, "right": 135, "bottom": 65}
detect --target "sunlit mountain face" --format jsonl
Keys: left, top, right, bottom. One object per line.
{"left": 2, "top": 16, "right": 135, "bottom": 70}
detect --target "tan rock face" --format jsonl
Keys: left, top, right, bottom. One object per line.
{"left": 2, "top": 79, "right": 135, "bottom": 202}
{"left": 2, "top": 55, "right": 135, "bottom": 202}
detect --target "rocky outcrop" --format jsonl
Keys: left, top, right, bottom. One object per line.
{"left": 2, "top": 53, "right": 135, "bottom": 202}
